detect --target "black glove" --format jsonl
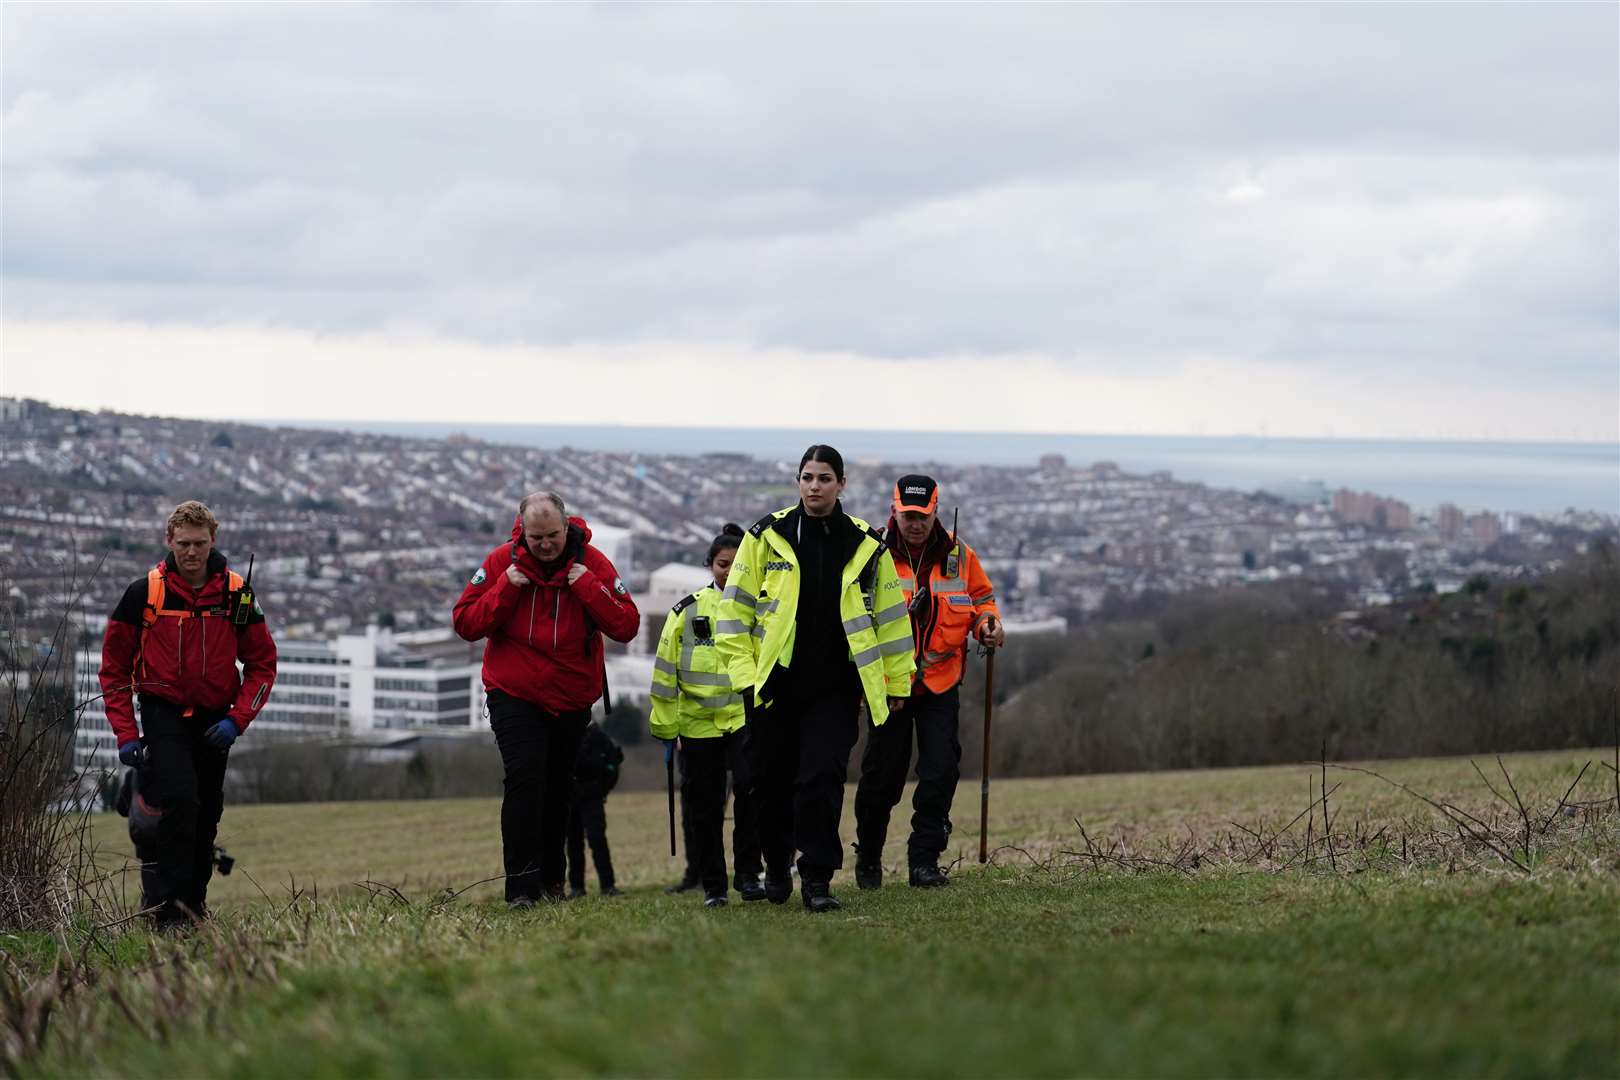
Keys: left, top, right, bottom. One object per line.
{"left": 118, "top": 741, "right": 145, "bottom": 769}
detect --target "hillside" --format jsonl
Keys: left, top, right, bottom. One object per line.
{"left": 12, "top": 750, "right": 1612, "bottom": 1078}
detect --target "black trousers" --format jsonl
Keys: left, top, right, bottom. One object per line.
{"left": 749, "top": 688, "right": 862, "bottom": 885}
{"left": 565, "top": 784, "right": 615, "bottom": 892}
{"left": 854, "top": 686, "right": 962, "bottom": 866}
{"left": 488, "top": 689, "right": 590, "bottom": 902}
{"left": 134, "top": 697, "right": 230, "bottom": 919}
{"left": 682, "top": 729, "right": 764, "bottom": 895}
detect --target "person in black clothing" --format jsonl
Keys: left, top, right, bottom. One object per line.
{"left": 565, "top": 721, "right": 624, "bottom": 897}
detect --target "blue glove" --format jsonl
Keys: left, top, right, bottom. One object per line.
{"left": 661, "top": 738, "right": 676, "bottom": 766}
{"left": 205, "top": 718, "right": 239, "bottom": 751}
{"left": 118, "top": 741, "right": 145, "bottom": 769}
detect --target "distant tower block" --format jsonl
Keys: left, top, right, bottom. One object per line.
{"left": 1039, "top": 453, "right": 1067, "bottom": 472}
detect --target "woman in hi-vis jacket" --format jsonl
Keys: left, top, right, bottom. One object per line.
{"left": 714, "top": 445, "right": 915, "bottom": 913}
{"left": 650, "top": 524, "right": 765, "bottom": 908}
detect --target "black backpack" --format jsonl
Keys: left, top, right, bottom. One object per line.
{"left": 575, "top": 722, "right": 625, "bottom": 792}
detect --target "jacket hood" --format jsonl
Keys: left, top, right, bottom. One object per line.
{"left": 509, "top": 514, "right": 593, "bottom": 546}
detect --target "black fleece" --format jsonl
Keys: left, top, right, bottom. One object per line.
{"left": 774, "top": 502, "right": 863, "bottom": 698}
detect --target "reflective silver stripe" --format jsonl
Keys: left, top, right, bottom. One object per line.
{"left": 873, "top": 602, "right": 909, "bottom": 627}
{"left": 879, "top": 637, "right": 913, "bottom": 657}
{"left": 715, "top": 619, "right": 750, "bottom": 635}
{"left": 851, "top": 645, "right": 883, "bottom": 667}
{"left": 924, "top": 649, "right": 957, "bottom": 665}
{"left": 722, "top": 586, "right": 757, "bottom": 609}
{"left": 932, "top": 579, "right": 965, "bottom": 594}
{"left": 751, "top": 624, "right": 766, "bottom": 639}
{"left": 946, "top": 595, "right": 974, "bottom": 606}
{"left": 842, "top": 615, "right": 875, "bottom": 635}
{"left": 691, "top": 693, "right": 744, "bottom": 710}
{"left": 650, "top": 683, "right": 679, "bottom": 700}
{"left": 653, "top": 656, "right": 677, "bottom": 675}
{"left": 757, "top": 600, "right": 780, "bottom": 616}
{"left": 971, "top": 593, "right": 995, "bottom": 606}
{"left": 680, "top": 670, "right": 732, "bottom": 687}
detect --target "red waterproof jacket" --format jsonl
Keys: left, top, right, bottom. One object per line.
{"left": 99, "top": 551, "right": 279, "bottom": 747}
{"left": 453, "top": 515, "right": 640, "bottom": 714}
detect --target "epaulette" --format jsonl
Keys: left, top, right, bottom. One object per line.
{"left": 671, "top": 593, "right": 698, "bottom": 615}
{"left": 749, "top": 513, "right": 777, "bottom": 538}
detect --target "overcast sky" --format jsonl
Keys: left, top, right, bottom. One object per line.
{"left": 3, "top": 3, "right": 1616, "bottom": 441}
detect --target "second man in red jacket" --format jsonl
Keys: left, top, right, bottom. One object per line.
{"left": 453, "top": 491, "right": 640, "bottom": 907}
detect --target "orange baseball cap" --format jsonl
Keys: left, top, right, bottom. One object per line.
{"left": 892, "top": 474, "right": 939, "bottom": 514}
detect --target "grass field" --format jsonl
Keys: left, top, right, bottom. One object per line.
{"left": 14, "top": 750, "right": 1620, "bottom": 1077}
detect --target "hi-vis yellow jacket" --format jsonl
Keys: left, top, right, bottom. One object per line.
{"left": 648, "top": 584, "right": 745, "bottom": 741}
{"left": 716, "top": 506, "right": 915, "bottom": 726}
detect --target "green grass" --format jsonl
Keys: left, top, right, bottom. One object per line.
{"left": 20, "top": 750, "right": 1620, "bottom": 1077}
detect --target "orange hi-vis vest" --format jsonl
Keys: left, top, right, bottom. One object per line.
{"left": 892, "top": 539, "right": 999, "bottom": 694}
{"left": 137, "top": 565, "right": 246, "bottom": 716}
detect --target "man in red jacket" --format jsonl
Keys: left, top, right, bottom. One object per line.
{"left": 99, "top": 500, "right": 277, "bottom": 927}
{"left": 454, "top": 490, "right": 640, "bottom": 906}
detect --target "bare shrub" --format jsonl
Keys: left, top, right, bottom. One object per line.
{"left": 0, "top": 558, "right": 113, "bottom": 933}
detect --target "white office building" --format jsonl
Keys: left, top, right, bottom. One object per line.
{"left": 72, "top": 625, "right": 487, "bottom": 772}
{"left": 633, "top": 562, "right": 714, "bottom": 654}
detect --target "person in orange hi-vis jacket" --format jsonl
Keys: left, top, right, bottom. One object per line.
{"left": 852, "top": 474, "right": 1003, "bottom": 890}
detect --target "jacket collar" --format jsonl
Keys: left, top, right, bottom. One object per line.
{"left": 508, "top": 514, "right": 590, "bottom": 584}
{"left": 886, "top": 516, "right": 952, "bottom": 568}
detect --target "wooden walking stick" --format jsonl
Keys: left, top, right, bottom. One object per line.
{"left": 978, "top": 646, "right": 997, "bottom": 863}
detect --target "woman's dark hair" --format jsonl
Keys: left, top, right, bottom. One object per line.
{"left": 798, "top": 444, "right": 845, "bottom": 481}
{"left": 705, "top": 523, "right": 745, "bottom": 566}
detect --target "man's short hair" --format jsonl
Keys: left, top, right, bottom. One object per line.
{"left": 166, "top": 500, "right": 219, "bottom": 538}
{"left": 519, "top": 491, "right": 567, "bottom": 518}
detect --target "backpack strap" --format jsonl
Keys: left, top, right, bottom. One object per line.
{"left": 137, "top": 565, "right": 248, "bottom": 677}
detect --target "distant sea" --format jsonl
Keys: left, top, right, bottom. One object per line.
{"left": 281, "top": 421, "right": 1619, "bottom": 517}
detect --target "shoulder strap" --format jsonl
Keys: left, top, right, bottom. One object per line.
{"left": 142, "top": 567, "right": 165, "bottom": 628}
{"left": 857, "top": 533, "right": 886, "bottom": 596}
{"left": 672, "top": 592, "right": 698, "bottom": 615}
{"left": 748, "top": 513, "right": 776, "bottom": 538}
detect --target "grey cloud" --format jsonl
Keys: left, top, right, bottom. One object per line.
{"left": 3, "top": 2, "right": 1615, "bottom": 385}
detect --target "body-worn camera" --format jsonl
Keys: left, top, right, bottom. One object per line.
{"left": 691, "top": 615, "right": 713, "bottom": 639}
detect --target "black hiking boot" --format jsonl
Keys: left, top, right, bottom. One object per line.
{"left": 665, "top": 874, "right": 701, "bottom": 895}
{"left": 801, "top": 881, "right": 842, "bottom": 913}
{"left": 909, "top": 864, "right": 950, "bottom": 889}
{"left": 703, "top": 891, "right": 729, "bottom": 908}
{"left": 855, "top": 862, "right": 883, "bottom": 890}
{"left": 763, "top": 873, "right": 794, "bottom": 905}
{"left": 737, "top": 878, "right": 768, "bottom": 902}
{"left": 568, "top": 885, "right": 587, "bottom": 900}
